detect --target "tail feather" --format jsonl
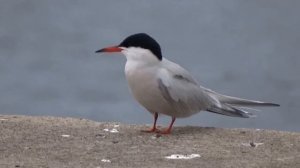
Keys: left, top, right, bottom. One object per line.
{"left": 203, "top": 87, "right": 279, "bottom": 118}
{"left": 217, "top": 95, "right": 280, "bottom": 107}
{"left": 207, "top": 104, "right": 255, "bottom": 118}
{"left": 232, "top": 106, "right": 262, "bottom": 112}
{"left": 204, "top": 88, "right": 280, "bottom": 107}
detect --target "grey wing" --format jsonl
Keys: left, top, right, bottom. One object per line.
{"left": 157, "top": 59, "right": 278, "bottom": 118}
{"left": 157, "top": 68, "right": 214, "bottom": 114}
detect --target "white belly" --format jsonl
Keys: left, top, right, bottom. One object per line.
{"left": 126, "top": 66, "right": 169, "bottom": 113}
{"left": 125, "top": 62, "right": 200, "bottom": 118}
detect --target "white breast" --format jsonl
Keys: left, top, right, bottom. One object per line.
{"left": 125, "top": 60, "right": 169, "bottom": 113}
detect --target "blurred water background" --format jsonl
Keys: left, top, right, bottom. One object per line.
{"left": 1, "top": 1, "right": 299, "bottom": 131}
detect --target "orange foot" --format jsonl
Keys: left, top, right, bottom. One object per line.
{"left": 155, "top": 129, "right": 171, "bottom": 134}
{"left": 154, "top": 117, "right": 175, "bottom": 134}
{"left": 141, "top": 127, "right": 157, "bottom": 133}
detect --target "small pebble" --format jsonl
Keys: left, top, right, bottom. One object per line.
{"left": 103, "top": 128, "right": 119, "bottom": 133}
{"left": 112, "top": 140, "right": 119, "bottom": 144}
{"left": 241, "top": 142, "right": 264, "bottom": 147}
{"left": 61, "top": 134, "right": 70, "bottom": 138}
{"left": 101, "top": 159, "right": 111, "bottom": 163}
{"left": 110, "top": 128, "right": 119, "bottom": 133}
{"left": 165, "top": 154, "right": 201, "bottom": 160}
{"left": 250, "top": 142, "right": 256, "bottom": 147}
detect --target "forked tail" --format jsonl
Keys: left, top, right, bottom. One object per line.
{"left": 207, "top": 104, "right": 255, "bottom": 118}
{"left": 204, "top": 88, "right": 279, "bottom": 118}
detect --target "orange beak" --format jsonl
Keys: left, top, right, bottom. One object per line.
{"left": 95, "top": 46, "right": 123, "bottom": 53}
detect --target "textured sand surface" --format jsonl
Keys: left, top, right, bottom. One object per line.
{"left": 0, "top": 115, "right": 299, "bottom": 168}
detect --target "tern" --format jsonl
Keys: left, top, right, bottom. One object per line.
{"left": 96, "top": 33, "right": 279, "bottom": 134}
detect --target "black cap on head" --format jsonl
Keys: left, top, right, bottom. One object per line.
{"left": 119, "top": 33, "right": 162, "bottom": 60}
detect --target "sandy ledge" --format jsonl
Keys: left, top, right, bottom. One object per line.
{"left": 0, "top": 115, "right": 299, "bottom": 168}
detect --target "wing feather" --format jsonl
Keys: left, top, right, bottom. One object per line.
{"left": 157, "top": 60, "right": 214, "bottom": 113}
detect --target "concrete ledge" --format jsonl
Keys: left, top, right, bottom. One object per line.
{"left": 0, "top": 115, "right": 299, "bottom": 168}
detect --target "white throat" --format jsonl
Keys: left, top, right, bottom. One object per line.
{"left": 122, "top": 47, "right": 161, "bottom": 77}
{"left": 121, "top": 47, "right": 161, "bottom": 64}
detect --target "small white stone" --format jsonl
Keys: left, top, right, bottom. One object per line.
{"left": 165, "top": 154, "right": 201, "bottom": 160}
{"left": 110, "top": 128, "right": 119, "bottom": 133}
{"left": 103, "top": 128, "right": 119, "bottom": 133}
{"left": 101, "top": 159, "right": 111, "bottom": 163}
{"left": 0, "top": 118, "right": 7, "bottom": 121}
{"left": 61, "top": 134, "right": 70, "bottom": 138}
{"left": 254, "top": 142, "right": 264, "bottom": 147}
{"left": 113, "top": 124, "right": 120, "bottom": 128}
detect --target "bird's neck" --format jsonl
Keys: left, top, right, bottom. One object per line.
{"left": 124, "top": 58, "right": 161, "bottom": 77}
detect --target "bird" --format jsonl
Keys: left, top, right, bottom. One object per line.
{"left": 95, "top": 33, "right": 279, "bottom": 134}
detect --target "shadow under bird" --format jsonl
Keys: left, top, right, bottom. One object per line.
{"left": 96, "top": 33, "right": 279, "bottom": 134}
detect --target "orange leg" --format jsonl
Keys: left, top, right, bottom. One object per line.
{"left": 142, "top": 112, "right": 158, "bottom": 133}
{"left": 156, "top": 117, "right": 176, "bottom": 134}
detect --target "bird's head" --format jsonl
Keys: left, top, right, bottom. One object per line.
{"left": 96, "top": 33, "right": 163, "bottom": 62}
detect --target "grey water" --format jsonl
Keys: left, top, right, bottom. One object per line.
{"left": 1, "top": 1, "right": 299, "bottom": 131}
